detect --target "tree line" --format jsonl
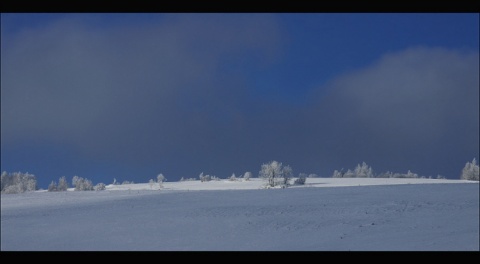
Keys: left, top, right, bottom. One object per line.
{"left": 2, "top": 158, "right": 478, "bottom": 194}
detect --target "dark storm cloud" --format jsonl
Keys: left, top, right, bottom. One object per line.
{"left": 303, "top": 47, "right": 479, "bottom": 177}
{"left": 1, "top": 14, "right": 284, "bottom": 177}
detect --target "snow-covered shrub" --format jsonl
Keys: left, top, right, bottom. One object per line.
{"left": 405, "top": 170, "right": 418, "bottom": 178}
{"left": 1, "top": 171, "right": 37, "bottom": 194}
{"left": 199, "top": 172, "right": 212, "bottom": 182}
{"left": 229, "top": 173, "right": 237, "bottom": 181}
{"left": 94, "top": 183, "right": 106, "bottom": 191}
{"left": 461, "top": 158, "right": 479, "bottom": 181}
{"left": 332, "top": 170, "right": 343, "bottom": 178}
{"left": 73, "top": 176, "right": 94, "bottom": 191}
{"left": 343, "top": 169, "right": 355, "bottom": 178}
{"left": 390, "top": 170, "right": 419, "bottom": 178}
{"left": 376, "top": 171, "right": 393, "bottom": 178}
{"left": 122, "top": 180, "right": 133, "bottom": 185}
{"left": 243, "top": 172, "right": 252, "bottom": 181}
{"left": 294, "top": 176, "right": 306, "bottom": 185}
{"left": 308, "top": 173, "right": 318, "bottom": 178}
{"left": 180, "top": 177, "right": 196, "bottom": 181}
{"left": 149, "top": 179, "right": 155, "bottom": 189}
{"left": 157, "top": 173, "right": 166, "bottom": 188}
{"left": 48, "top": 181, "right": 57, "bottom": 192}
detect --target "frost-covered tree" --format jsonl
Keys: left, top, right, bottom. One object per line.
{"left": 72, "top": 175, "right": 80, "bottom": 187}
{"left": 259, "top": 161, "right": 282, "bottom": 187}
{"left": 57, "top": 176, "right": 68, "bottom": 191}
{"left": 157, "top": 173, "right": 167, "bottom": 189}
{"left": 282, "top": 165, "right": 293, "bottom": 188}
{"left": 1, "top": 171, "right": 9, "bottom": 191}
{"left": 73, "top": 176, "right": 94, "bottom": 191}
{"left": 354, "top": 162, "right": 374, "bottom": 178}
{"left": 243, "top": 172, "right": 252, "bottom": 181}
{"left": 461, "top": 158, "right": 479, "bottom": 181}
{"left": 157, "top": 173, "right": 166, "bottom": 188}
{"left": 48, "top": 181, "right": 57, "bottom": 192}
{"left": 1, "top": 171, "right": 37, "bottom": 194}
{"left": 229, "top": 173, "right": 237, "bottom": 181}
{"left": 332, "top": 170, "right": 343, "bottom": 178}
{"left": 149, "top": 179, "right": 155, "bottom": 189}
{"left": 157, "top": 173, "right": 166, "bottom": 184}
{"left": 259, "top": 161, "right": 293, "bottom": 188}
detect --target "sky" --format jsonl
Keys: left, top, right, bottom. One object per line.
{"left": 1, "top": 178, "right": 479, "bottom": 250}
{"left": 1, "top": 13, "right": 479, "bottom": 189}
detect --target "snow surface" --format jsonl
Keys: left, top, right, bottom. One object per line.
{"left": 1, "top": 178, "right": 478, "bottom": 251}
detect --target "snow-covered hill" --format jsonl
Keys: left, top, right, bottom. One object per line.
{"left": 1, "top": 178, "right": 478, "bottom": 251}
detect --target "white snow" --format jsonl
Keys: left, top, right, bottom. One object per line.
{"left": 1, "top": 177, "right": 478, "bottom": 251}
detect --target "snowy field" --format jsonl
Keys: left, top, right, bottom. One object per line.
{"left": 1, "top": 178, "right": 478, "bottom": 251}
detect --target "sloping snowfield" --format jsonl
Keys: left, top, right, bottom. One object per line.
{"left": 1, "top": 178, "right": 478, "bottom": 251}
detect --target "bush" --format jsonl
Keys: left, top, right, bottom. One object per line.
{"left": 294, "top": 177, "right": 306, "bottom": 185}
{"left": 94, "top": 183, "right": 106, "bottom": 191}
{"left": 199, "top": 172, "right": 212, "bottom": 182}
{"left": 73, "top": 176, "right": 94, "bottom": 191}
{"left": 48, "top": 181, "right": 57, "bottom": 192}
{"left": 243, "top": 172, "right": 252, "bottom": 181}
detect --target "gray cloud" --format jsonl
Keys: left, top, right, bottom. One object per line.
{"left": 304, "top": 47, "right": 479, "bottom": 177}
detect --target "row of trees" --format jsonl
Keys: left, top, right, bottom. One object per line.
{"left": 197, "top": 171, "right": 253, "bottom": 182}
{"left": 331, "top": 160, "right": 479, "bottom": 181}
{"left": 48, "top": 175, "right": 106, "bottom": 191}
{"left": 332, "top": 162, "right": 428, "bottom": 179}
{"left": 1, "top": 158, "right": 478, "bottom": 194}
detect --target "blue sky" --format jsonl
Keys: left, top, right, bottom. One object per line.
{"left": 1, "top": 13, "right": 479, "bottom": 188}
